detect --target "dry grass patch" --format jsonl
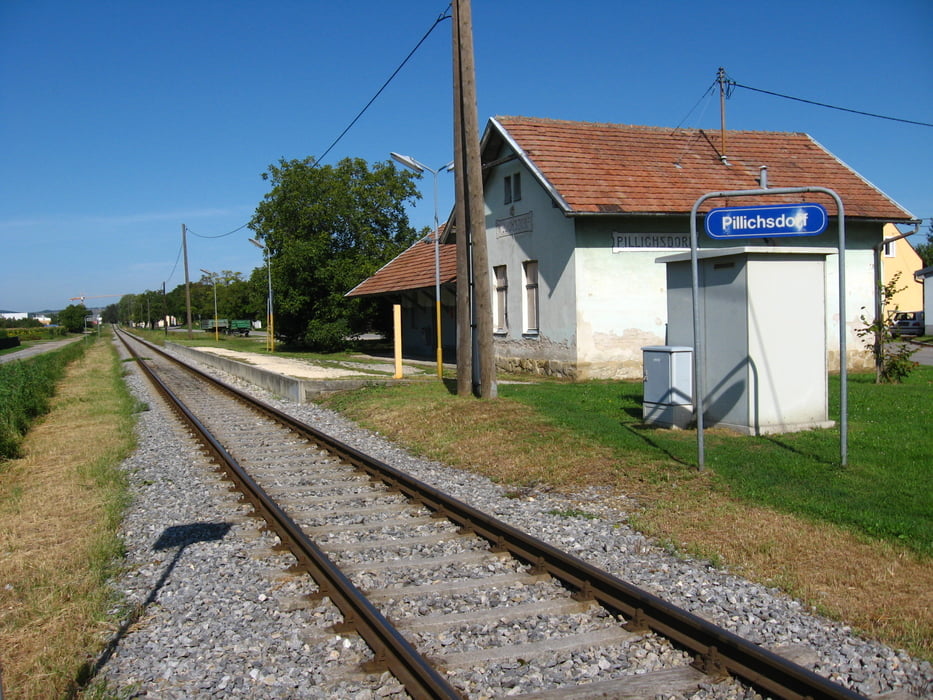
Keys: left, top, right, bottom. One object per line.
{"left": 0, "top": 340, "right": 133, "bottom": 699}
{"left": 350, "top": 388, "right": 634, "bottom": 488}
{"left": 629, "top": 486, "right": 933, "bottom": 658}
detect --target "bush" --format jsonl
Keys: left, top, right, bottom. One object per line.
{"left": 0, "top": 337, "right": 90, "bottom": 459}
{"left": 856, "top": 272, "right": 919, "bottom": 383}
{"left": 302, "top": 318, "right": 351, "bottom": 352}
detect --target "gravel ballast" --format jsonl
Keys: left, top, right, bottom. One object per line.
{"left": 96, "top": 347, "right": 933, "bottom": 698}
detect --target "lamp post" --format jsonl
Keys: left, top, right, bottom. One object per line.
{"left": 390, "top": 152, "right": 453, "bottom": 380}
{"left": 199, "top": 268, "right": 219, "bottom": 341}
{"left": 249, "top": 237, "right": 274, "bottom": 352}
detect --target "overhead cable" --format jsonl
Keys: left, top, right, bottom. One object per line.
{"left": 313, "top": 4, "right": 452, "bottom": 166}
{"left": 728, "top": 79, "right": 933, "bottom": 128}
{"left": 165, "top": 242, "right": 184, "bottom": 286}
{"left": 186, "top": 222, "right": 249, "bottom": 239}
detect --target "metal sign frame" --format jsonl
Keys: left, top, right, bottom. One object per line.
{"left": 689, "top": 187, "right": 847, "bottom": 469}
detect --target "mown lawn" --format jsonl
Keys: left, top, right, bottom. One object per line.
{"left": 499, "top": 368, "right": 932, "bottom": 556}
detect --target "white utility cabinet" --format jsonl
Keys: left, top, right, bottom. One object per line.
{"left": 642, "top": 346, "right": 693, "bottom": 428}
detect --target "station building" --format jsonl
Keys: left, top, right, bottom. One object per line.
{"left": 350, "top": 116, "right": 916, "bottom": 379}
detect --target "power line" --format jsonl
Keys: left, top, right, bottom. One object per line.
{"left": 672, "top": 78, "right": 718, "bottom": 132}
{"left": 727, "top": 78, "right": 933, "bottom": 128}
{"left": 185, "top": 222, "right": 249, "bottom": 239}
{"left": 314, "top": 5, "right": 452, "bottom": 165}
{"left": 174, "top": 4, "right": 451, "bottom": 260}
{"left": 165, "top": 241, "right": 184, "bottom": 286}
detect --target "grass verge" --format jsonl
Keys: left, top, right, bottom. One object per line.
{"left": 319, "top": 370, "right": 932, "bottom": 660}
{"left": 0, "top": 336, "right": 136, "bottom": 699}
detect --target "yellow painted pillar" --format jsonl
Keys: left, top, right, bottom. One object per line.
{"left": 393, "top": 304, "right": 403, "bottom": 379}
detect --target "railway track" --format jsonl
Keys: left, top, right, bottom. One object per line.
{"left": 115, "top": 329, "right": 872, "bottom": 699}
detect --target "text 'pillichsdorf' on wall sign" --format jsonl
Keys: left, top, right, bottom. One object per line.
{"left": 612, "top": 233, "right": 690, "bottom": 251}
{"left": 705, "top": 203, "right": 828, "bottom": 239}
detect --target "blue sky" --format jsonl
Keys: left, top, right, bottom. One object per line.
{"left": 2, "top": 0, "right": 931, "bottom": 312}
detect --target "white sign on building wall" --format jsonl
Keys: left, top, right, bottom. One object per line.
{"left": 496, "top": 212, "right": 534, "bottom": 238}
{"left": 612, "top": 233, "right": 690, "bottom": 252}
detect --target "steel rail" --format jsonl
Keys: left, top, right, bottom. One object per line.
{"left": 120, "top": 330, "right": 867, "bottom": 700}
{"left": 117, "top": 330, "right": 462, "bottom": 700}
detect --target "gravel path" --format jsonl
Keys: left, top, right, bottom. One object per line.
{"left": 95, "top": 345, "right": 933, "bottom": 698}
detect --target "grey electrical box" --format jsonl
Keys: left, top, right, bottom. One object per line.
{"left": 642, "top": 346, "right": 693, "bottom": 428}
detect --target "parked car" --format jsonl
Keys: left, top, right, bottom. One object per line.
{"left": 890, "top": 311, "right": 924, "bottom": 337}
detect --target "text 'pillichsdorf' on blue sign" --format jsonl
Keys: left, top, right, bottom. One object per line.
{"left": 704, "top": 203, "right": 829, "bottom": 239}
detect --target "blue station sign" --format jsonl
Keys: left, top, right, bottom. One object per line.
{"left": 705, "top": 203, "right": 829, "bottom": 239}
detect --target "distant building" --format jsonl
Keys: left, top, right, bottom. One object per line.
{"left": 915, "top": 266, "right": 933, "bottom": 335}
{"left": 880, "top": 223, "right": 924, "bottom": 313}
{"left": 1, "top": 312, "right": 27, "bottom": 321}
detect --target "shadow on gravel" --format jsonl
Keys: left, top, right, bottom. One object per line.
{"left": 72, "top": 522, "right": 232, "bottom": 696}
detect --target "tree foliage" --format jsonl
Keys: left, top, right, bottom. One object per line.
{"left": 54, "top": 304, "right": 89, "bottom": 333}
{"left": 115, "top": 273, "right": 260, "bottom": 330}
{"left": 914, "top": 219, "right": 933, "bottom": 268}
{"left": 249, "top": 156, "right": 421, "bottom": 350}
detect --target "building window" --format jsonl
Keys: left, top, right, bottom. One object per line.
{"left": 494, "top": 265, "right": 508, "bottom": 333}
{"left": 523, "top": 260, "right": 539, "bottom": 334}
{"left": 883, "top": 239, "right": 896, "bottom": 257}
{"left": 504, "top": 172, "right": 521, "bottom": 204}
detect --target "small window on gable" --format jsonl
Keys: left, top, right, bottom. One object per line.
{"left": 883, "top": 240, "right": 896, "bottom": 257}
{"left": 504, "top": 172, "right": 522, "bottom": 204}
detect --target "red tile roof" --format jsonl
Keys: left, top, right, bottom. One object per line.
{"left": 346, "top": 234, "right": 456, "bottom": 297}
{"left": 491, "top": 116, "right": 913, "bottom": 220}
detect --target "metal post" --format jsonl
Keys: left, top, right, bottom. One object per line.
{"left": 690, "top": 186, "right": 847, "bottom": 468}
{"left": 182, "top": 224, "right": 193, "bottom": 338}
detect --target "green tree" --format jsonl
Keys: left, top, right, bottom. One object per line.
{"left": 54, "top": 304, "right": 89, "bottom": 333}
{"left": 249, "top": 156, "right": 421, "bottom": 350}
{"left": 101, "top": 303, "right": 119, "bottom": 324}
{"left": 914, "top": 219, "right": 933, "bottom": 268}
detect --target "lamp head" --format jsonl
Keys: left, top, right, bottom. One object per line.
{"left": 390, "top": 152, "right": 425, "bottom": 174}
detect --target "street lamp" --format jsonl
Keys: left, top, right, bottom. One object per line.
{"left": 390, "top": 152, "right": 454, "bottom": 380}
{"left": 249, "top": 237, "right": 274, "bottom": 352}
{"left": 199, "top": 268, "right": 219, "bottom": 341}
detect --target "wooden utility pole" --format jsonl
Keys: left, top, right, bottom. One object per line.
{"left": 182, "top": 223, "right": 193, "bottom": 338}
{"left": 452, "top": 0, "right": 496, "bottom": 398}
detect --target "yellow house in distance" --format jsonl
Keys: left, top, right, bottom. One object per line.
{"left": 882, "top": 223, "right": 924, "bottom": 313}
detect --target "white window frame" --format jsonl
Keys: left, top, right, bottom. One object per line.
{"left": 494, "top": 264, "right": 508, "bottom": 333}
{"left": 504, "top": 172, "right": 522, "bottom": 204}
{"left": 523, "top": 260, "right": 539, "bottom": 335}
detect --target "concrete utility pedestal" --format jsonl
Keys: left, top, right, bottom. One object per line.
{"left": 658, "top": 247, "right": 835, "bottom": 435}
